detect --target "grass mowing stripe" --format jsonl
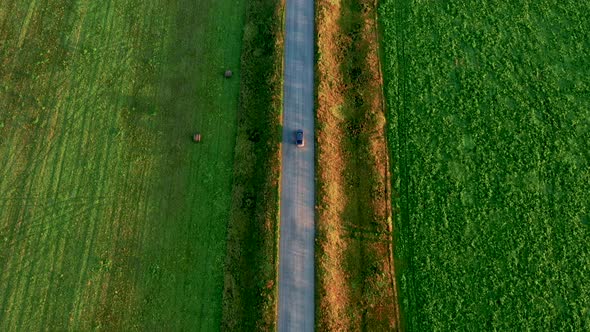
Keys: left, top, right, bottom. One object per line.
{"left": 93, "top": 163, "right": 142, "bottom": 328}
{"left": 67, "top": 98, "right": 127, "bottom": 330}
{"left": 189, "top": 24, "right": 233, "bottom": 325}
{"left": 1, "top": 0, "right": 247, "bottom": 329}
{"left": 6, "top": 0, "right": 97, "bottom": 326}
{"left": 20, "top": 103, "right": 101, "bottom": 329}
{"left": 11, "top": 114, "right": 79, "bottom": 330}
{"left": 50, "top": 80, "right": 108, "bottom": 328}
{"left": 16, "top": 0, "right": 36, "bottom": 48}
{"left": 78, "top": 20, "right": 154, "bottom": 325}
{"left": 27, "top": 127, "right": 81, "bottom": 329}
{"left": 9, "top": 193, "right": 83, "bottom": 330}
{"left": 2, "top": 108, "right": 56, "bottom": 316}
{"left": 1, "top": 112, "right": 52, "bottom": 330}
{"left": 0, "top": 0, "right": 16, "bottom": 29}
{"left": 0, "top": 16, "right": 70, "bottom": 318}
{"left": 78, "top": 202, "right": 116, "bottom": 330}
{"left": 116, "top": 20, "right": 167, "bottom": 329}
{"left": 37, "top": 34, "right": 118, "bottom": 332}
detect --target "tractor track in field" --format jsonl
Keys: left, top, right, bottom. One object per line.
{"left": 392, "top": 0, "right": 418, "bottom": 329}
{"left": 1, "top": 0, "right": 245, "bottom": 329}
{"left": 395, "top": 0, "right": 415, "bottom": 328}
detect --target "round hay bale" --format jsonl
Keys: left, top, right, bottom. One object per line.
{"left": 224, "top": 69, "right": 233, "bottom": 78}
{"left": 193, "top": 133, "right": 201, "bottom": 143}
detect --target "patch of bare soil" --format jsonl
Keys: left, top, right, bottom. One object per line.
{"left": 316, "top": 0, "right": 351, "bottom": 330}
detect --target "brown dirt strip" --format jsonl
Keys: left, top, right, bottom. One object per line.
{"left": 315, "top": 0, "right": 400, "bottom": 330}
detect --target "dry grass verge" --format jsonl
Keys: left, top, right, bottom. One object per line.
{"left": 316, "top": 0, "right": 400, "bottom": 330}
{"left": 221, "top": 0, "right": 284, "bottom": 330}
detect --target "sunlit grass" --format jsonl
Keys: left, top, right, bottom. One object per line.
{"left": 380, "top": 0, "right": 590, "bottom": 330}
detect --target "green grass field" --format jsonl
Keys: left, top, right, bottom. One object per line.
{"left": 380, "top": 0, "right": 590, "bottom": 330}
{"left": 0, "top": 0, "right": 244, "bottom": 329}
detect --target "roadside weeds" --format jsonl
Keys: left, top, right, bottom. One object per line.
{"left": 221, "top": 0, "right": 285, "bottom": 330}
{"left": 315, "top": 0, "right": 400, "bottom": 330}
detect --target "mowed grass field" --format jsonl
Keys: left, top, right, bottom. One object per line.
{"left": 0, "top": 0, "right": 244, "bottom": 330}
{"left": 380, "top": 0, "right": 590, "bottom": 330}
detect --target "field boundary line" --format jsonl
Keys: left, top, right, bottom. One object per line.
{"left": 274, "top": 0, "right": 287, "bottom": 324}
{"left": 390, "top": 0, "right": 417, "bottom": 329}
{"left": 372, "top": 0, "right": 401, "bottom": 328}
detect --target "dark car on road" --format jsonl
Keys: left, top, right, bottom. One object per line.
{"left": 295, "top": 129, "right": 304, "bottom": 147}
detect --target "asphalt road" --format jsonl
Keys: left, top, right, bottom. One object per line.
{"left": 277, "top": 0, "right": 315, "bottom": 330}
